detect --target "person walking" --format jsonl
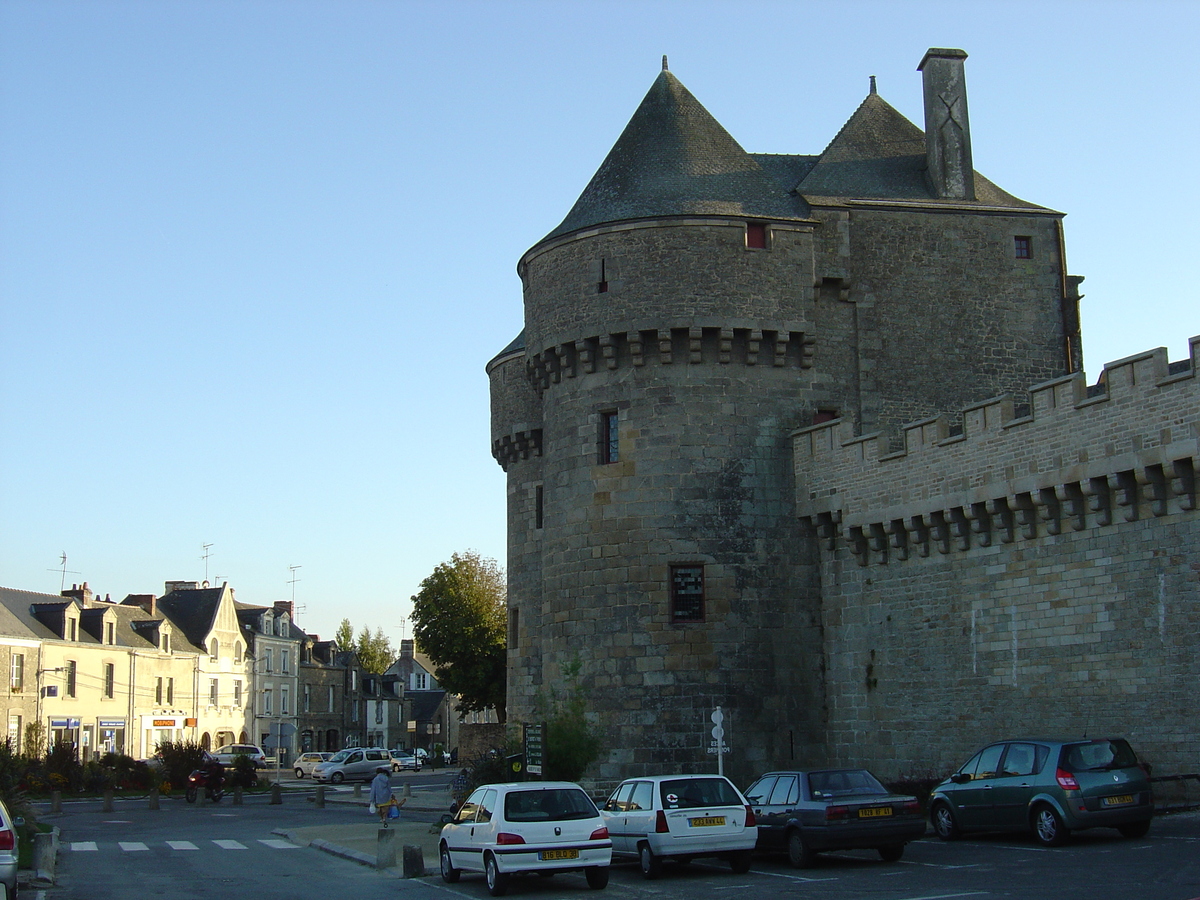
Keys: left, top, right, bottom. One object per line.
{"left": 369, "top": 765, "right": 404, "bottom": 827}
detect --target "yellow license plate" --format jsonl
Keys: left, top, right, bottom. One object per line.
{"left": 1102, "top": 794, "right": 1134, "bottom": 807}
{"left": 858, "top": 807, "right": 893, "bottom": 818}
{"left": 689, "top": 816, "right": 726, "bottom": 827}
{"left": 540, "top": 848, "right": 579, "bottom": 861}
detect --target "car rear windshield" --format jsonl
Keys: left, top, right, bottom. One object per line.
{"left": 1060, "top": 739, "right": 1139, "bottom": 772}
{"left": 504, "top": 788, "right": 598, "bottom": 822}
{"left": 807, "top": 770, "right": 887, "bottom": 798}
{"left": 660, "top": 777, "right": 742, "bottom": 809}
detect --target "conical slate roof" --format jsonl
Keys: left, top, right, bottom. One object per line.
{"left": 797, "top": 91, "right": 1042, "bottom": 208}
{"left": 543, "top": 67, "right": 808, "bottom": 242}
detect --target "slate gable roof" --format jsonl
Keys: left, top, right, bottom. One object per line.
{"left": 544, "top": 68, "right": 810, "bottom": 242}
{"left": 154, "top": 586, "right": 222, "bottom": 654}
{"left": 539, "top": 69, "right": 1050, "bottom": 251}
{"left": 0, "top": 586, "right": 182, "bottom": 651}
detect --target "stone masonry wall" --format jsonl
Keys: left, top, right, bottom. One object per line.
{"left": 794, "top": 338, "right": 1200, "bottom": 778}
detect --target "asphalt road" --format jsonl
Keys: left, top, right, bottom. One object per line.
{"left": 28, "top": 796, "right": 1200, "bottom": 900}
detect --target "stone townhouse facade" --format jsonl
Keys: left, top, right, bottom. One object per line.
{"left": 488, "top": 48, "right": 1198, "bottom": 786}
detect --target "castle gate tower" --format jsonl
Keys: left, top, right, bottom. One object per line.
{"left": 489, "top": 51, "right": 1077, "bottom": 784}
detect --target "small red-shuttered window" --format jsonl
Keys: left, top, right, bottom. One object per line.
{"left": 746, "top": 223, "right": 767, "bottom": 249}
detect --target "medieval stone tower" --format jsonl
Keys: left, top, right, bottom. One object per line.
{"left": 489, "top": 49, "right": 1082, "bottom": 784}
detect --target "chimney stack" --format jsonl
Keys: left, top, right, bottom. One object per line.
{"left": 122, "top": 594, "right": 157, "bottom": 616}
{"left": 62, "top": 582, "right": 94, "bottom": 606}
{"left": 918, "top": 48, "right": 975, "bottom": 201}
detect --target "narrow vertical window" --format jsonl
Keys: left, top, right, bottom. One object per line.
{"left": 105, "top": 622, "right": 115, "bottom": 645}
{"left": 104, "top": 663, "right": 114, "bottom": 698}
{"left": 156, "top": 677, "right": 163, "bottom": 704}
{"left": 10, "top": 654, "right": 23, "bottom": 692}
{"left": 234, "top": 681, "right": 242, "bottom": 707}
{"left": 601, "top": 410, "right": 619, "bottom": 464}
{"left": 209, "top": 678, "right": 219, "bottom": 705}
{"left": 535, "top": 484, "right": 544, "bottom": 529}
{"left": 1014, "top": 236, "right": 1032, "bottom": 259}
{"left": 670, "top": 565, "right": 705, "bottom": 622}
{"left": 746, "top": 222, "right": 767, "bottom": 249}
{"left": 166, "top": 677, "right": 174, "bottom": 705}
{"left": 66, "top": 660, "right": 77, "bottom": 698}
{"left": 597, "top": 258, "right": 608, "bottom": 293}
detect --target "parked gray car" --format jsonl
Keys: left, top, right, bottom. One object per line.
{"left": 0, "top": 795, "right": 24, "bottom": 899}
{"left": 929, "top": 737, "right": 1154, "bottom": 846}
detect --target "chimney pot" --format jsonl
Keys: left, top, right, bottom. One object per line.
{"left": 918, "top": 47, "right": 975, "bottom": 200}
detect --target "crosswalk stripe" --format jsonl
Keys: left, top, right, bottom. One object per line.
{"left": 71, "top": 838, "right": 300, "bottom": 852}
{"left": 258, "top": 840, "right": 299, "bottom": 850}
{"left": 212, "top": 840, "right": 247, "bottom": 850}
{"left": 166, "top": 841, "right": 198, "bottom": 850}
{"left": 119, "top": 842, "right": 148, "bottom": 851}
{"left": 69, "top": 842, "right": 98, "bottom": 851}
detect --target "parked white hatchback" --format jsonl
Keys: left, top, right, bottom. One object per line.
{"left": 440, "top": 781, "right": 612, "bottom": 896}
{"left": 600, "top": 774, "right": 756, "bottom": 878}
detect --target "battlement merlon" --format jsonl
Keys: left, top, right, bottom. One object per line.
{"left": 794, "top": 336, "right": 1200, "bottom": 526}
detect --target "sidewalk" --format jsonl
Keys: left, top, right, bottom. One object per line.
{"left": 272, "top": 781, "right": 454, "bottom": 875}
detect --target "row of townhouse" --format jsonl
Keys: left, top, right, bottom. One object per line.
{"left": 0, "top": 580, "right": 458, "bottom": 764}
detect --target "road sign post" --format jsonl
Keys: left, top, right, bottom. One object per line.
{"left": 710, "top": 707, "right": 727, "bottom": 776}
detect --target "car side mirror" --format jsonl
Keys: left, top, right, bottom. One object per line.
{"left": 950, "top": 773, "right": 972, "bottom": 784}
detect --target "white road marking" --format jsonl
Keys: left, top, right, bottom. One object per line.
{"left": 118, "top": 842, "right": 149, "bottom": 851}
{"left": 212, "top": 839, "right": 247, "bottom": 850}
{"left": 258, "top": 839, "right": 299, "bottom": 849}
{"left": 69, "top": 842, "right": 98, "bottom": 851}
{"left": 166, "top": 841, "right": 198, "bottom": 850}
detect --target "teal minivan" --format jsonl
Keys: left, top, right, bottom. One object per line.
{"left": 929, "top": 737, "right": 1153, "bottom": 846}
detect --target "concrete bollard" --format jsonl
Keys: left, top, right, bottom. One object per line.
{"left": 233, "top": 786, "right": 243, "bottom": 806}
{"left": 34, "top": 829, "right": 59, "bottom": 883}
{"left": 376, "top": 827, "right": 397, "bottom": 869}
{"left": 270, "top": 783, "right": 282, "bottom": 805}
{"left": 402, "top": 844, "right": 425, "bottom": 878}
{"left": 315, "top": 786, "right": 325, "bottom": 808}
{"left": 402, "top": 782, "right": 412, "bottom": 798}
{"left": 353, "top": 783, "right": 362, "bottom": 799}
{"left": 148, "top": 787, "right": 160, "bottom": 810}
{"left": 50, "top": 791, "right": 62, "bottom": 813}
{"left": 103, "top": 789, "right": 114, "bottom": 812}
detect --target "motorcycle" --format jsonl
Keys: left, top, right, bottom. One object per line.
{"left": 185, "top": 766, "right": 225, "bottom": 803}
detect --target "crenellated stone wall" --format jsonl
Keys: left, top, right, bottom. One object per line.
{"left": 793, "top": 338, "right": 1200, "bottom": 778}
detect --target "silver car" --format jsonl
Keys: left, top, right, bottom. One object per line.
{"left": 293, "top": 751, "right": 332, "bottom": 778}
{"left": 312, "top": 747, "right": 391, "bottom": 783}
{"left": 0, "top": 796, "right": 24, "bottom": 899}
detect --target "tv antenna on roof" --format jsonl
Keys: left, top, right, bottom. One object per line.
{"left": 201, "top": 543, "right": 214, "bottom": 583}
{"left": 48, "top": 552, "right": 80, "bottom": 593}
{"left": 288, "top": 565, "right": 302, "bottom": 605}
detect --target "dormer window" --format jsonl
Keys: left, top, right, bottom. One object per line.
{"left": 67, "top": 618, "right": 77, "bottom": 642}
{"left": 161, "top": 633, "right": 170, "bottom": 653}
{"left": 105, "top": 621, "right": 115, "bottom": 645}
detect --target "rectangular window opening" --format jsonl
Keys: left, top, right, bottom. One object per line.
{"left": 600, "top": 410, "right": 619, "bottom": 464}
{"left": 1014, "top": 236, "right": 1032, "bottom": 259}
{"left": 598, "top": 258, "right": 608, "bottom": 293}
{"left": 670, "top": 565, "right": 705, "bottom": 623}
{"left": 535, "top": 484, "right": 544, "bottom": 529}
{"left": 746, "top": 222, "right": 768, "bottom": 249}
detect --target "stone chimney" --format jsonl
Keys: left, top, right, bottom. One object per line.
{"left": 273, "top": 600, "right": 293, "bottom": 617}
{"left": 918, "top": 48, "right": 975, "bottom": 201}
{"left": 61, "top": 582, "right": 94, "bottom": 606}
{"left": 122, "top": 594, "right": 157, "bottom": 616}
{"left": 401, "top": 639, "right": 414, "bottom": 659}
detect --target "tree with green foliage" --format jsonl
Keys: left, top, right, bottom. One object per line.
{"left": 334, "top": 618, "right": 355, "bottom": 651}
{"left": 535, "top": 656, "right": 602, "bottom": 782}
{"left": 356, "top": 626, "right": 396, "bottom": 674}
{"left": 410, "top": 551, "right": 507, "bottom": 721}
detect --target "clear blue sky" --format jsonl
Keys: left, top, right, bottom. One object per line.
{"left": 2, "top": 0, "right": 1196, "bottom": 646}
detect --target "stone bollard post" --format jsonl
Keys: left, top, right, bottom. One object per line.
{"left": 270, "top": 783, "right": 282, "bottom": 805}
{"left": 103, "top": 789, "right": 114, "bottom": 812}
{"left": 376, "top": 827, "right": 397, "bottom": 869}
{"left": 233, "top": 786, "right": 243, "bottom": 806}
{"left": 402, "top": 844, "right": 425, "bottom": 878}
{"left": 50, "top": 790, "right": 62, "bottom": 813}
{"left": 34, "top": 829, "right": 58, "bottom": 882}
{"left": 353, "top": 783, "right": 362, "bottom": 799}
{"left": 148, "top": 787, "right": 160, "bottom": 810}
{"left": 402, "top": 782, "right": 412, "bottom": 798}
{"left": 315, "top": 786, "right": 325, "bottom": 808}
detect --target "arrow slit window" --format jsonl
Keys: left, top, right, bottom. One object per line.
{"left": 670, "top": 565, "right": 705, "bottom": 622}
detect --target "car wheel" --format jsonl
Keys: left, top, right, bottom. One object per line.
{"left": 931, "top": 802, "right": 960, "bottom": 841}
{"left": 878, "top": 844, "right": 904, "bottom": 862}
{"left": 786, "top": 829, "right": 815, "bottom": 868}
{"left": 294, "top": 768, "right": 304, "bottom": 779}
{"left": 1032, "top": 804, "right": 1070, "bottom": 847}
{"left": 585, "top": 866, "right": 609, "bottom": 889}
{"left": 485, "top": 854, "right": 509, "bottom": 897}
{"left": 729, "top": 848, "right": 753, "bottom": 874}
{"left": 638, "top": 842, "right": 662, "bottom": 879}
{"left": 330, "top": 772, "right": 344, "bottom": 784}
{"left": 1118, "top": 820, "right": 1151, "bottom": 839}
{"left": 439, "top": 843, "right": 460, "bottom": 883}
